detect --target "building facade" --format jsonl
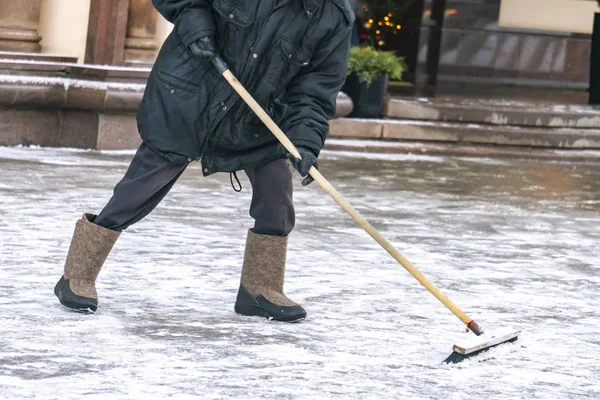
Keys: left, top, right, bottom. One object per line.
{"left": 356, "top": 0, "right": 598, "bottom": 93}
{"left": 0, "top": 0, "right": 171, "bottom": 65}
{"left": 0, "top": 0, "right": 175, "bottom": 150}
{"left": 1, "top": 0, "right": 598, "bottom": 152}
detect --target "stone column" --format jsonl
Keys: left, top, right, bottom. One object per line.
{"left": 85, "top": 0, "right": 130, "bottom": 65}
{"left": 0, "top": 0, "right": 43, "bottom": 52}
{"left": 125, "top": 0, "right": 159, "bottom": 64}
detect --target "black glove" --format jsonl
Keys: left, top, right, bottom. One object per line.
{"left": 287, "top": 146, "right": 318, "bottom": 186}
{"left": 189, "top": 36, "right": 218, "bottom": 59}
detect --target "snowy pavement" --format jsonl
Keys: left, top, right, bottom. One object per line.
{"left": 1, "top": 146, "right": 599, "bottom": 399}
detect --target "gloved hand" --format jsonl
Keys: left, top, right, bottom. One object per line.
{"left": 286, "top": 146, "right": 318, "bottom": 186}
{"left": 189, "top": 36, "right": 218, "bottom": 59}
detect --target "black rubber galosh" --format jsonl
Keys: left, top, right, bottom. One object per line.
{"left": 54, "top": 275, "right": 98, "bottom": 313}
{"left": 234, "top": 285, "right": 306, "bottom": 322}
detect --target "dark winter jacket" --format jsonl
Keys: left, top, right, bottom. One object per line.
{"left": 139, "top": 0, "right": 354, "bottom": 175}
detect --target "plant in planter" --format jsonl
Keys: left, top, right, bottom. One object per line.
{"left": 342, "top": 45, "right": 406, "bottom": 118}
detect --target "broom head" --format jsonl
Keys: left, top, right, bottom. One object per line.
{"left": 443, "top": 328, "right": 520, "bottom": 364}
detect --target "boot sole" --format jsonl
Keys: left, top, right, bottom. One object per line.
{"left": 54, "top": 276, "right": 98, "bottom": 313}
{"left": 235, "top": 303, "right": 307, "bottom": 323}
{"left": 58, "top": 302, "right": 96, "bottom": 314}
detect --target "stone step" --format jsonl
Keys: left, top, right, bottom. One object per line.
{"left": 329, "top": 118, "right": 600, "bottom": 149}
{"left": 386, "top": 97, "right": 600, "bottom": 129}
{"left": 324, "top": 138, "right": 600, "bottom": 161}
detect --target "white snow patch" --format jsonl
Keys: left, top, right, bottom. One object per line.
{"left": 0, "top": 58, "right": 151, "bottom": 72}
{"left": 0, "top": 74, "right": 146, "bottom": 91}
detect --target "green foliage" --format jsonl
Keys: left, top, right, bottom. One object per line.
{"left": 347, "top": 46, "right": 407, "bottom": 86}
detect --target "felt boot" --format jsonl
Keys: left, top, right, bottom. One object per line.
{"left": 54, "top": 214, "right": 120, "bottom": 312}
{"left": 235, "top": 230, "right": 306, "bottom": 322}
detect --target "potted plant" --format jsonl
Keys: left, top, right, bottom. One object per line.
{"left": 342, "top": 46, "right": 406, "bottom": 118}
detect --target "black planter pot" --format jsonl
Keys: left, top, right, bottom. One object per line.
{"left": 590, "top": 12, "right": 600, "bottom": 105}
{"left": 342, "top": 73, "right": 389, "bottom": 118}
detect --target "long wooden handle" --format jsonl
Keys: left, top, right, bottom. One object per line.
{"left": 221, "top": 68, "right": 481, "bottom": 334}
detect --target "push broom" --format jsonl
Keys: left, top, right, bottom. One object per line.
{"left": 210, "top": 56, "right": 520, "bottom": 364}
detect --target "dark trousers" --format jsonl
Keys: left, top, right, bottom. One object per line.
{"left": 94, "top": 143, "right": 295, "bottom": 236}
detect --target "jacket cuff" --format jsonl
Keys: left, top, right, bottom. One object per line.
{"left": 181, "top": 29, "right": 213, "bottom": 49}
{"left": 177, "top": 10, "right": 215, "bottom": 48}
{"left": 286, "top": 124, "right": 325, "bottom": 156}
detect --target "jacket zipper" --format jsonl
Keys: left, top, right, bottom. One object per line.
{"left": 239, "top": 1, "right": 278, "bottom": 80}
{"left": 202, "top": 0, "right": 294, "bottom": 174}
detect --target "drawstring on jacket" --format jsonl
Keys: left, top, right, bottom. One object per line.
{"left": 230, "top": 172, "right": 242, "bottom": 192}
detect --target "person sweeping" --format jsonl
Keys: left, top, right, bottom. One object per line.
{"left": 54, "top": 0, "right": 354, "bottom": 322}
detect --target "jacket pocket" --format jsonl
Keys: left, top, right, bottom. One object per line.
{"left": 212, "top": 0, "right": 254, "bottom": 27}
{"left": 212, "top": 0, "right": 255, "bottom": 56}
{"left": 157, "top": 71, "right": 204, "bottom": 91}
{"left": 266, "top": 39, "right": 311, "bottom": 93}
{"left": 138, "top": 71, "right": 210, "bottom": 160}
{"left": 281, "top": 39, "right": 311, "bottom": 68}
{"left": 215, "top": 99, "right": 286, "bottom": 152}
{"left": 244, "top": 98, "right": 288, "bottom": 129}
{"left": 241, "top": 99, "right": 288, "bottom": 145}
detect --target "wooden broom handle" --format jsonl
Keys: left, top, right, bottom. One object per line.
{"left": 219, "top": 66, "right": 482, "bottom": 335}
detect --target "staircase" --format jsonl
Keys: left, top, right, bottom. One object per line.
{"left": 326, "top": 96, "right": 600, "bottom": 159}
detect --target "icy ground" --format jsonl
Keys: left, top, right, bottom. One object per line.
{"left": 1, "top": 146, "right": 599, "bottom": 399}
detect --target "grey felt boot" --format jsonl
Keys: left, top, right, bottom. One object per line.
{"left": 54, "top": 214, "right": 120, "bottom": 312}
{"left": 234, "top": 230, "right": 306, "bottom": 322}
